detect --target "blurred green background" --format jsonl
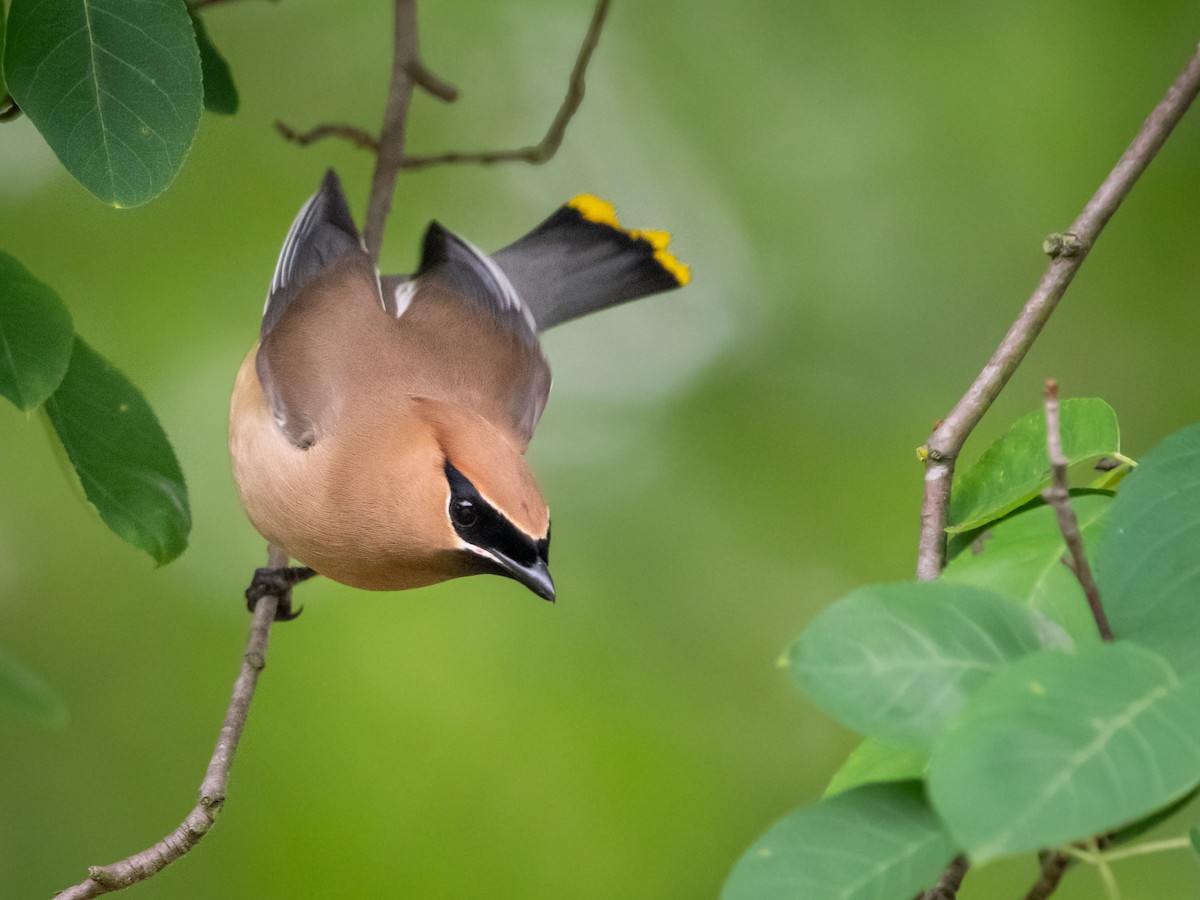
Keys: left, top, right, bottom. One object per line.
{"left": 3, "top": 0, "right": 1200, "bottom": 896}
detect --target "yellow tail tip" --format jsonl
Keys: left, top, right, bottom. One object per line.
{"left": 568, "top": 195, "right": 691, "bottom": 287}
{"left": 569, "top": 194, "right": 621, "bottom": 229}
{"left": 656, "top": 250, "right": 691, "bottom": 286}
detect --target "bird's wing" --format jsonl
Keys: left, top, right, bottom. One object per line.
{"left": 381, "top": 223, "right": 551, "bottom": 448}
{"left": 257, "top": 170, "right": 386, "bottom": 448}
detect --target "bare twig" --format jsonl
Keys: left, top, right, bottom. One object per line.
{"left": 1042, "top": 380, "right": 1114, "bottom": 641}
{"left": 54, "top": 546, "right": 289, "bottom": 899}
{"left": 362, "top": 0, "right": 454, "bottom": 264}
{"left": 921, "top": 855, "right": 970, "bottom": 900}
{"left": 1024, "top": 850, "right": 1072, "bottom": 900}
{"left": 275, "top": 121, "right": 381, "bottom": 152}
{"left": 57, "top": 0, "right": 613, "bottom": 893}
{"left": 282, "top": 0, "right": 611, "bottom": 228}
{"left": 410, "top": 60, "right": 459, "bottom": 103}
{"left": 399, "top": 0, "right": 611, "bottom": 171}
{"left": 911, "top": 41, "right": 1200, "bottom": 900}
{"left": 915, "top": 43, "right": 1200, "bottom": 581}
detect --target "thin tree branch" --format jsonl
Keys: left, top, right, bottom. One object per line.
{"left": 275, "top": 121, "right": 381, "bottom": 152}
{"left": 56, "top": 1, "right": 609, "bottom": 894}
{"left": 915, "top": 43, "right": 1200, "bottom": 581}
{"left": 912, "top": 40, "right": 1200, "bottom": 900}
{"left": 1023, "top": 850, "right": 1072, "bottom": 900}
{"left": 54, "top": 546, "right": 289, "bottom": 899}
{"left": 281, "top": 0, "right": 612, "bottom": 201}
{"left": 410, "top": 60, "right": 459, "bottom": 103}
{"left": 920, "top": 854, "right": 970, "bottom": 900}
{"left": 1042, "top": 380, "right": 1114, "bottom": 641}
{"left": 399, "top": 0, "right": 611, "bottom": 171}
{"left": 363, "top": 0, "right": 453, "bottom": 264}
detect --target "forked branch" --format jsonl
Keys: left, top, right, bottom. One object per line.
{"left": 398, "top": 0, "right": 611, "bottom": 172}
{"left": 276, "top": 0, "right": 614, "bottom": 263}
{"left": 57, "top": 1, "right": 612, "bottom": 894}
{"left": 915, "top": 43, "right": 1200, "bottom": 582}
{"left": 915, "top": 40, "right": 1200, "bottom": 900}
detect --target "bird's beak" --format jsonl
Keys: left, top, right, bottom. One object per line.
{"left": 492, "top": 552, "right": 556, "bottom": 603}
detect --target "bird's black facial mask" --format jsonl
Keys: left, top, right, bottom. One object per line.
{"left": 444, "top": 461, "right": 554, "bottom": 601}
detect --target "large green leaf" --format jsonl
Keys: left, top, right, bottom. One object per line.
{"left": 947, "top": 399, "right": 1119, "bottom": 533}
{"left": 825, "top": 738, "right": 929, "bottom": 797}
{"left": 0, "top": 251, "right": 74, "bottom": 410}
{"left": 721, "top": 782, "right": 958, "bottom": 900}
{"left": 943, "top": 494, "right": 1111, "bottom": 643}
{"left": 789, "top": 581, "right": 1068, "bottom": 747}
{"left": 4, "top": 0, "right": 203, "bottom": 207}
{"left": 0, "top": 647, "right": 67, "bottom": 727}
{"left": 190, "top": 11, "right": 238, "bottom": 115}
{"left": 44, "top": 336, "right": 190, "bottom": 564}
{"left": 1095, "top": 424, "right": 1200, "bottom": 675}
{"left": 929, "top": 643, "right": 1200, "bottom": 863}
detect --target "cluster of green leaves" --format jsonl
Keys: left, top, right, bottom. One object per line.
{"left": 724, "top": 401, "right": 1200, "bottom": 899}
{"left": 0, "top": 0, "right": 245, "bottom": 724}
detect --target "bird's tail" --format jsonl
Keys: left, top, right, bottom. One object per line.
{"left": 492, "top": 195, "right": 690, "bottom": 332}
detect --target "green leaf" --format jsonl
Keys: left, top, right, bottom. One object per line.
{"left": 928, "top": 643, "right": 1200, "bottom": 863}
{"left": 4, "top": 0, "right": 203, "bottom": 207}
{"left": 0, "top": 251, "right": 74, "bottom": 410}
{"left": 789, "top": 581, "right": 1069, "bottom": 747}
{"left": 947, "top": 398, "right": 1119, "bottom": 533}
{"left": 0, "top": 647, "right": 67, "bottom": 727}
{"left": 1095, "top": 424, "right": 1200, "bottom": 675}
{"left": 190, "top": 11, "right": 238, "bottom": 115}
{"left": 825, "top": 738, "right": 929, "bottom": 797}
{"left": 43, "top": 336, "right": 190, "bottom": 564}
{"left": 943, "top": 494, "right": 1111, "bottom": 643}
{"left": 721, "top": 782, "right": 958, "bottom": 900}
{"left": 1190, "top": 828, "right": 1200, "bottom": 856}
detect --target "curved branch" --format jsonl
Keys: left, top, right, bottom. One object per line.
{"left": 921, "top": 854, "right": 969, "bottom": 899}
{"left": 399, "top": 0, "right": 611, "bottom": 171}
{"left": 1023, "top": 850, "right": 1072, "bottom": 900}
{"left": 54, "top": 546, "right": 288, "bottom": 899}
{"left": 350, "top": 0, "right": 610, "bottom": 260}
{"left": 281, "top": 1, "right": 611, "bottom": 226}
{"left": 915, "top": 43, "right": 1200, "bottom": 581}
{"left": 275, "top": 121, "right": 381, "bottom": 152}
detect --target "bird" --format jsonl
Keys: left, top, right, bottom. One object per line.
{"left": 230, "top": 170, "right": 688, "bottom": 617}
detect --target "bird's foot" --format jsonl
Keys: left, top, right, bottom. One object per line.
{"left": 245, "top": 566, "right": 316, "bottom": 621}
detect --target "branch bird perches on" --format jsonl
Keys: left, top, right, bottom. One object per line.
{"left": 53, "top": 2, "right": 614, "bottom": 895}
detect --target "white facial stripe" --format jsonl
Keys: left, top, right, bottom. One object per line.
{"left": 457, "top": 538, "right": 499, "bottom": 563}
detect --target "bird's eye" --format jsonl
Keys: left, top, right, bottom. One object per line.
{"left": 452, "top": 498, "right": 478, "bottom": 528}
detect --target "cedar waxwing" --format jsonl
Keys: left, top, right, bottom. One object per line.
{"left": 230, "top": 170, "right": 688, "bottom": 614}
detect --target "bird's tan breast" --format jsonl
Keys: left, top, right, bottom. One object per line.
{"left": 230, "top": 346, "right": 474, "bottom": 590}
